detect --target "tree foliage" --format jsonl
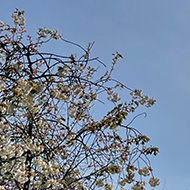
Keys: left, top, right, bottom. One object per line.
{"left": 0, "top": 9, "right": 159, "bottom": 190}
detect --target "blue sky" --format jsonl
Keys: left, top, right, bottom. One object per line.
{"left": 1, "top": 1, "right": 190, "bottom": 189}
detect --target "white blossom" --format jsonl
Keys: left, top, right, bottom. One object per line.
{"left": 33, "top": 157, "right": 47, "bottom": 168}
{"left": 11, "top": 9, "right": 25, "bottom": 26}
{"left": 96, "top": 179, "right": 105, "bottom": 187}
{"left": 0, "top": 102, "right": 7, "bottom": 114}
{"left": 138, "top": 166, "right": 151, "bottom": 176}
{"left": 0, "top": 21, "right": 6, "bottom": 27}
{"left": 0, "top": 186, "right": 5, "bottom": 190}
{"left": 17, "top": 79, "right": 32, "bottom": 96}
{"left": 35, "top": 82, "right": 45, "bottom": 94}
{"left": 77, "top": 183, "right": 88, "bottom": 190}
{"left": 105, "top": 183, "right": 113, "bottom": 190}
{"left": 57, "top": 66, "right": 69, "bottom": 77}
{"left": 119, "top": 179, "right": 127, "bottom": 186}
{"left": 69, "top": 105, "right": 77, "bottom": 118}
{"left": 0, "top": 80, "right": 5, "bottom": 92}
{"left": 107, "top": 92, "right": 121, "bottom": 102}
{"left": 13, "top": 164, "right": 28, "bottom": 184}
{"left": 38, "top": 28, "right": 62, "bottom": 39}
{"left": 134, "top": 89, "right": 143, "bottom": 97}
{"left": 12, "top": 62, "right": 24, "bottom": 71}
{"left": 73, "top": 85, "right": 83, "bottom": 97}
{"left": 131, "top": 182, "right": 146, "bottom": 190}
{"left": 146, "top": 97, "right": 156, "bottom": 107}
{"left": 149, "top": 177, "right": 160, "bottom": 187}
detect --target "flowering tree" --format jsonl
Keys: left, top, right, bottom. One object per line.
{"left": 0, "top": 9, "right": 160, "bottom": 190}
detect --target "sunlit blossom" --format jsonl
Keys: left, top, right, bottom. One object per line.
{"left": 149, "top": 177, "right": 160, "bottom": 187}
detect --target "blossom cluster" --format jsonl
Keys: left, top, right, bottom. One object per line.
{"left": 130, "top": 89, "right": 156, "bottom": 108}
{"left": 38, "top": 27, "right": 62, "bottom": 39}
{"left": 11, "top": 8, "right": 25, "bottom": 26}
{"left": 138, "top": 166, "right": 152, "bottom": 176}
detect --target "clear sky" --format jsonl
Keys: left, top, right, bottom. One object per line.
{"left": 1, "top": 1, "right": 190, "bottom": 189}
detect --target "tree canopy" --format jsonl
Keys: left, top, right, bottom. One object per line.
{"left": 0, "top": 9, "right": 159, "bottom": 190}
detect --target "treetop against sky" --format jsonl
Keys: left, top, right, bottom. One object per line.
{"left": 0, "top": 9, "right": 159, "bottom": 190}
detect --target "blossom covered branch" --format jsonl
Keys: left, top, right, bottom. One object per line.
{"left": 0, "top": 9, "right": 159, "bottom": 190}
